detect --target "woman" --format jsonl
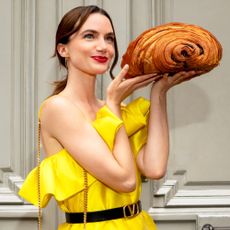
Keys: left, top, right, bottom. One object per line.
{"left": 19, "top": 5, "right": 198, "bottom": 230}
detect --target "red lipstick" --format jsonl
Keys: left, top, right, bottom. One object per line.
{"left": 92, "top": 56, "right": 108, "bottom": 63}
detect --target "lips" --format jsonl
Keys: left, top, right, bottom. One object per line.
{"left": 91, "top": 56, "right": 108, "bottom": 63}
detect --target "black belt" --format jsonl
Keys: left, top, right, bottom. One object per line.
{"left": 65, "top": 200, "right": 142, "bottom": 223}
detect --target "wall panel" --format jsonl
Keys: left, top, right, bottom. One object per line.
{"left": 0, "top": 0, "right": 38, "bottom": 228}
{"left": 1, "top": 0, "right": 230, "bottom": 229}
{"left": 150, "top": 0, "right": 230, "bottom": 228}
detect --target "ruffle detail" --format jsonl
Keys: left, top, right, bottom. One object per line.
{"left": 122, "top": 97, "right": 150, "bottom": 155}
{"left": 18, "top": 149, "right": 96, "bottom": 208}
{"left": 121, "top": 97, "right": 149, "bottom": 136}
{"left": 92, "top": 105, "right": 123, "bottom": 150}
{"left": 18, "top": 97, "right": 150, "bottom": 207}
{"left": 92, "top": 97, "right": 150, "bottom": 153}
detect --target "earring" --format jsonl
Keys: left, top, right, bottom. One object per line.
{"left": 64, "top": 58, "right": 68, "bottom": 69}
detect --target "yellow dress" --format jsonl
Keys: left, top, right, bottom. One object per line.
{"left": 19, "top": 97, "right": 157, "bottom": 230}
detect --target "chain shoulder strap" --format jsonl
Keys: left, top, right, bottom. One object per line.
{"left": 37, "top": 117, "right": 88, "bottom": 230}
{"left": 83, "top": 169, "right": 88, "bottom": 230}
{"left": 37, "top": 119, "right": 42, "bottom": 230}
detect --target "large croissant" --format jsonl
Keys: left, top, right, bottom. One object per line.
{"left": 121, "top": 22, "right": 222, "bottom": 78}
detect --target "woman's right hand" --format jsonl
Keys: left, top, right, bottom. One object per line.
{"left": 106, "top": 65, "right": 162, "bottom": 108}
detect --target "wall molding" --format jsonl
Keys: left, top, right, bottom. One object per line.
{"left": 0, "top": 205, "right": 37, "bottom": 218}
{"left": 152, "top": 170, "right": 230, "bottom": 208}
{"left": 0, "top": 0, "right": 37, "bottom": 207}
{"left": 153, "top": 0, "right": 174, "bottom": 25}
{"left": 149, "top": 206, "right": 230, "bottom": 220}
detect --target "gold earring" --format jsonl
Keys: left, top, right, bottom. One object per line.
{"left": 64, "top": 58, "right": 68, "bottom": 69}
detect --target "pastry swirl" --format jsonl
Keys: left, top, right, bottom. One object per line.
{"left": 121, "top": 22, "right": 222, "bottom": 78}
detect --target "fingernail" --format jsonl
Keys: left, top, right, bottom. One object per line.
{"left": 124, "top": 64, "right": 129, "bottom": 70}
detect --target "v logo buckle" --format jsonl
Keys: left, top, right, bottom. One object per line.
{"left": 123, "top": 203, "right": 140, "bottom": 218}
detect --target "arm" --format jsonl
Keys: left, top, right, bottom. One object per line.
{"left": 137, "top": 70, "right": 199, "bottom": 179}
{"left": 41, "top": 97, "right": 136, "bottom": 193}
{"left": 137, "top": 86, "right": 169, "bottom": 179}
{"left": 41, "top": 66, "right": 158, "bottom": 193}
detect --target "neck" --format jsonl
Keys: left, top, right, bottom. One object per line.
{"left": 61, "top": 69, "right": 99, "bottom": 106}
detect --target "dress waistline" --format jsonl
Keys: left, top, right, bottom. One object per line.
{"left": 65, "top": 200, "right": 142, "bottom": 223}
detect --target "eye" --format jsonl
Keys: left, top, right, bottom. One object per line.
{"left": 105, "top": 35, "right": 115, "bottom": 44}
{"left": 83, "top": 33, "right": 95, "bottom": 40}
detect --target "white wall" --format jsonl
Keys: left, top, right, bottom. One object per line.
{"left": 0, "top": 0, "right": 230, "bottom": 229}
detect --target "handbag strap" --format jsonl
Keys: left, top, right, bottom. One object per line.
{"left": 83, "top": 169, "right": 88, "bottom": 229}
{"left": 37, "top": 119, "right": 42, "bottom": 230}
{"left": 37, "top": 111, "right": 88, "bottom": 230}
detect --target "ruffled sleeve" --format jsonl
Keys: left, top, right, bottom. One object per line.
{"left": 92, "top": 97, "right": 150, "bottom": 155}
{"left": 18, "top": 98, "right": 148, "bottom": 207}
{"left": 121, "top": 97, "right": 150, "bottom": 156}
{"left": 92, "top": 105, "right": 123, "bottom": 150}
{"left": 18, "top": 150, "right": 96, "bottom": 208}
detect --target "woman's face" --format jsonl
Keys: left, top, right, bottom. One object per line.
{"left": 63, "top": 13, "right": 115, "bottom": 76}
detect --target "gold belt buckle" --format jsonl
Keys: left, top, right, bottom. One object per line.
{"left": 123, "top": 202, "right": 140, "bottom": 218}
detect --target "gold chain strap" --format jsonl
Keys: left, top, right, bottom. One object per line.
{"left": 83, "top": 169, "right": 88, "bottom": 230}
{"left": 37, "top": 118, "right": 88, "bottom": 230}
{"left": 37, "top": 120, "right": 42, "bottom": 230}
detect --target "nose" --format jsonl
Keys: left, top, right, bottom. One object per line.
{"left": 96, "top": 37, "right": 107, "bottom": 52}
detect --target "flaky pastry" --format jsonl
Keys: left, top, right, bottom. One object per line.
{"left": 121, "top": 22, "right": 222, "bottom": 78}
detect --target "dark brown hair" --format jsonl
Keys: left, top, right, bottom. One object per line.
{"left": 52, "top": 5, "right": 119, "bottom": 95}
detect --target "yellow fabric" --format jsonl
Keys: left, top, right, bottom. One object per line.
{"left": 19, "top": 97, "right": 157, "bottom": 230}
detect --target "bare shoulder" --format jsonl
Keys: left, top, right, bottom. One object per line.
{"left": 41, "top": 95, "right": 68, "bottom": 117}
{"left": 40, "top": 95, "right": 84, "bottom": 127}
{"left": 41, "top": 95, "right": 70, "bottom": 112}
